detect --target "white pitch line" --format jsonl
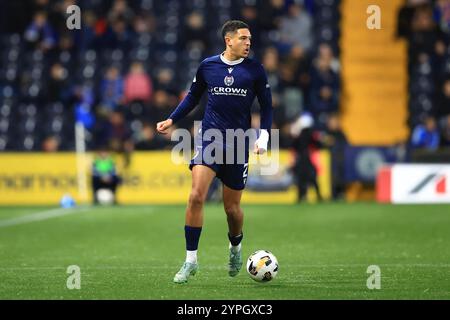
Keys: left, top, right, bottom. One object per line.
{"left": 0, "top": 206, "right": 90, "bottom": 228}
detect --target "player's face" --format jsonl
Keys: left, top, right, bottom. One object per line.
{"left": 228, "top": 28, "right": 252, "bottom": 58}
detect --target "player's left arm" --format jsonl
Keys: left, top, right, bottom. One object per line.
{"left": 254, "top": 64, "right": 273, "bottom": 154}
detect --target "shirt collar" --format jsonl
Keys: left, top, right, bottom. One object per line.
{"left": 220, "top": 52, "right": 244, "bottom": 66}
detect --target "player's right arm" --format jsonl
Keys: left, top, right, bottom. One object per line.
{"left": 156, "top": 62, "right": 207, "bottom": 134}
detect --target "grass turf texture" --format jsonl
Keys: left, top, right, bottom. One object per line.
{"left": 0, "top": 203, "right": 449, "bottom": 299}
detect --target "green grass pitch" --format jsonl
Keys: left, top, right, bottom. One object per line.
{"left": 0, "top": 203, "right": 449, "bottom": 299}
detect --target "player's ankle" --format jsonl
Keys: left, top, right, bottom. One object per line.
{"left": 186, "top": 250, "right": 198, "bottom": 264}
{"left": 229, "top": 243, "right": 241, "bottom": 253}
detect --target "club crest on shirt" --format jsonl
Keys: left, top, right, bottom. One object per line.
{"left": 224, "top": 75, "right": 234, "bottom": 86}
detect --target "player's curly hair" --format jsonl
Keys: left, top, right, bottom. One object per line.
{"left": 221, "top": 20, "right": 250, "bottom": 44}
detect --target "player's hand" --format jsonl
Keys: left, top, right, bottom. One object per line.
{"left": 156, "top": 119, "right": 173, "bottom": 134}
{"left": 253, "top": 130, "right": 269, "bottom": 154}
{"left": 253, "top": 143, "right": 266, "bottom": 155}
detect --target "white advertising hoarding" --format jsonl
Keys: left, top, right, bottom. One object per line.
{"left": 391, "top": 164, "right": 450, "bottom": 204}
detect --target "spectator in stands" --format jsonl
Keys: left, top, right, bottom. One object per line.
{"left": 411, "top": 115, "right": 440, "bottom": 150}
{"left": 94, "top": 109, "right": 134, "bottom": 166}
{"left": 181, "top": 11, "right": 209, "bottom": 52}
{"left": 434, "top": 0, "right": 450, "bottom": 35}
{"left": 435, "top": 78, "right": 450, "bottom": 120}
{"left": 124, "top": 62, "right": 153, "bottom": 104}
{"left": 100, "top": 66, "right": 124, "bottom": 112}
{"left": 149, "top": 90, "right": 176, "bottom": 125}
{"left": 133, "top": 12, "right": 156, "bottom": 37}
{"left": 397, "top": 0, "right": 429, "bottom": 38}
{"left": 56, "top": 33, "right": 76, "bottom": 58}
{"left": 278, "top": 2, "right": 313, "bottom": 55}
{"left": 437, "top": 72, "right": 450, "bottom": 145}
{"left": 75, "top": 84, "right": 95, "bottom": 130}
{"left": 262, "top": 47, "right": 283, "bottom": 124}
{"left": 134, "top": 122, "right": 166, "bottom": 150}
{"left": 102, "top": 16, "right": 134, "bottom": 51}
{"left": 258, "top": 0, "right": 285, "bottom": 32}
{"left": 46, "top": 63, "right": 70, "bottom": 104}
{"left": 154, "top": 68, "right": 177, "bottom": 94}
{"left": 440, "top": 114, "right": 450, "bottom": 146}
{"left": 317, "top": 43, "right": 340, "bottom": 73}
{"left": 108, "top": 0, "right": 135, "bottom": 25}
{"left": 24, "top": 11, "right": 56, "bottom": 51}
{"left": 75, "top": 10, "right": 98, "bottom": 52}
{"left": 49, "top": 0, "right": 77, "bottom": 32}
{"left": 91, "top": 147, "right": 121, "bottom": 205}
{"left": 42, "top": 135, "right": 60, "bottom": 152}
{"left": 408, "top": 3, "right": 440, "bottom": 61}
{"left": 309, "top": 53, "right": 340, "bottom": 128}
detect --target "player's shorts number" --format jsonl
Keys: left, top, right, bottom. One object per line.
{"left": 243, "top": 163, "right": 249, "bottom": 184}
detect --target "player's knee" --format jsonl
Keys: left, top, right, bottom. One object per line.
{"left": 189, "top": 190, "right": 206, "bottom": 208}
{"left": 224, "top": 204, "right": 241, "bottom": 217}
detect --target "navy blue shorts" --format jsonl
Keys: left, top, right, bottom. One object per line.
{"left": 189, "top": 146, "right": 249, "bottom": 191}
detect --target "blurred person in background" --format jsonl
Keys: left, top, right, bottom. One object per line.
{"left": 317, "top": 43, "right": 340, "bottom": 73}
{"left": 411, "top": 115, "right": 440, "bottom": 150}
{"left": 290, "top": 113, "right": 322, "bottom": 202}
{"left": 319, "top": 113, "right": 348, "bottom": 200}
{"left": 91, "top": 147, "right": 121, "bottom": 205}
{"left": 149, "top": 89, "right": 175, "bottom": 124}
{"left": 94, "top": 110, "right": 134, "bottom": 167}
{"left": 181, "top": 11, "right": 209, "bottom": 53}
{"left": 397, "top": 0, "right": 430, "bottom": 39}
{"left": 258, "top": 0, "right": 285, "bottom": 32}
{"left": 108, "top": 0, "right": 135, "bottom": 25}
{"left": 278, "top": 2, "right": 313, "bottom": 55}
{"left": 75, "top": 10, "right": 98, "bottom": 52}
{"left": 309, "top": 51, "right": 340, "bottom": 129}
{"left": 434, "top": 0, "right": 450, "bottom": 35}
{"left": 42, "top": 135, "right": 60, "bottom": 152}
{"left": 154, "top": 68, "right": 178, "bottom": 94}
{"left": 102, "top": 16, "right": 135, "bottom": 51}
{"left": 408, "top": 2, "right": 440, "bottom": 61}
{"left": 24, "top": 11, "right": 56, "bottom": 51}
{"left": 46, "top": 63, "right": 71, "bottom": 104}
{"left": 134, "top": 122, "right": 165, "bottom": 150}
{"left": 435, "top": 78, "right": 450, "bottom": 122}
{"left": 277, "top": 45, "right": 310, "bottom": 123}
{"left": 100, "top": 66, "right": 124, "bottom": 112}
{"left": 124, "top": 62, "right": 153, "bottom": 104}
{"left": 132, "top": 13, "right": 156, "bottom": 36}
{"left": 439, "top": 114, "right": 450, "bottom": 146}
{"left": 262, "top": 47, "right": 284, "bottom": 128}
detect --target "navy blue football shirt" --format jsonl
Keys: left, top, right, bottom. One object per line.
{"left": 168, "top": 53, "right": 273, "bottom": 137}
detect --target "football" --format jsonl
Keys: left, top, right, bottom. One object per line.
{"left": 96, "top": 189, "right": 115, "bottom": 205}
{"left": 246, "top": 250, "right": 279, "bottom": 282}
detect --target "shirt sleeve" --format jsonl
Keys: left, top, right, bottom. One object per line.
{"left": 254, "top": 64, "right": 273, "bottom": 132}
{"left": 168, "top": 62, "right": 207, "bottom": 124}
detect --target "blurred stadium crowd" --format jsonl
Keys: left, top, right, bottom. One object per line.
{"left": 0, "top": 0, "right": 341, "bottom": 155}
{"left": 398, "top": 0, "right": 450, "bottom": 150}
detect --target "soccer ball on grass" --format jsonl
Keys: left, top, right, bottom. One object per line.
{"left": 246, "top": 250, "right": 279, "bottom": 282}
